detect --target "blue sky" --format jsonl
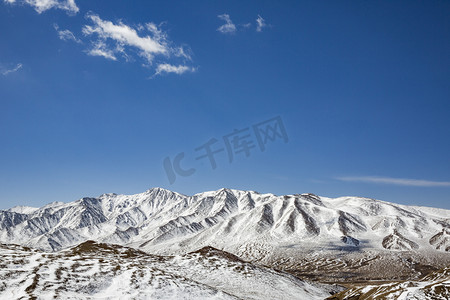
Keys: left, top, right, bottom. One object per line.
{"left": 1, "top": 0, "right": 449, "bottom": 209}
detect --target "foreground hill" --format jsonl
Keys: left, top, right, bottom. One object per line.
{"left": 0, "top": 241, "right": 342, "bottom": 299}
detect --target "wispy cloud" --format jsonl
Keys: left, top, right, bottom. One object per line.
{"left": 217, "top": 14, "right": 270, "bottom": 34}
{"left": 82, "top": 13, "right": 168, "bottom": 63}
{"left": 256, "top": 15, "right": 267, "bottom": 32}
{"left": 1, "top": 63, "right": 23, "bottom": 76}
{"left": 87, "top": 41, "right": 117, "bottom": 60}
{"left": 154, "top": 63, "right": 196, "bottom": 76}
{"left": 54, "top": 24, "right": 82, "bottom": 43}
{"left": 4, "top": 0, "right": 79, "bottom": 14}
{"left": 81, "top": 13, "right": 193, "bottom": 74}
{"left": 337, "top": 176, "right": 450, "bottom": 187}
{"left": 217, "top": 14, "right": 236, "bottom": 34}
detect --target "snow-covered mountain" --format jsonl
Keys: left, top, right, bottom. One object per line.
{"left": 1, "top": 188, "right": 449, "bottom": 281}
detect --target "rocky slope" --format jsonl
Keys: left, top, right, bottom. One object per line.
{"left": 328, "top": 267, "right": 450, "bottom": 299}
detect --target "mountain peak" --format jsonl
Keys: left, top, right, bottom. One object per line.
{"left": 144, "top": 187, "right": 185, "bottom": 197}
{"left": 98, "top": 193, "right": 118, "bottom": 199}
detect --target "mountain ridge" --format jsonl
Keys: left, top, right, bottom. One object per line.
{"left": 1, "top": 187, "right": 449, "bottom": 251}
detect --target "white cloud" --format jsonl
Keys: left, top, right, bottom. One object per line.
{"left": 1, "top": 63, "right": 23, "bottom": 76}
{"left": 337, "top": 176, "right": 450, "bottom": 187}
{"left": 217, "top": 14, "right": 236, "bottom": 34}
{"left": 154, "top": 63, "right": 196, "bottom": 76}
{"left": 86, "top": 41, "right": 117, "bottom": 61}
{"left": 82, "top": 14, "right": 195, "bottom": 76}
{"left": 217, "top": 14, "right": 270, "bottom": 34}
{"left": 83, "top": 14, "right": 169, "bottom": 64}
{"left": 173, "top": 46, "right": 192, "bottom": 61}
{"left": 4, "top": 0, "right": 79, "bottom": 14}
{"left": 256, "top": 15, "right": 267, "bottom": 32}
{"left": 58, "top": 29, "right": 82, "bottom": 43}
{"left": 54, "top": 24, "right": 82, "bottom": 43}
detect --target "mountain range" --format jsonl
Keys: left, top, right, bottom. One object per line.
{"left": 1, "top": 187, "right": 449, "bottom": 285}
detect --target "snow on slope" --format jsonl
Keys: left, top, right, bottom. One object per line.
{"left": 0, "top": 241, "right": 342, "bottom": 300}
{"left": 0, "top": 188, "right": 449, "bottom": 259}
{"left": 7, "top": 206, "right": 39, "bottom": 214}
